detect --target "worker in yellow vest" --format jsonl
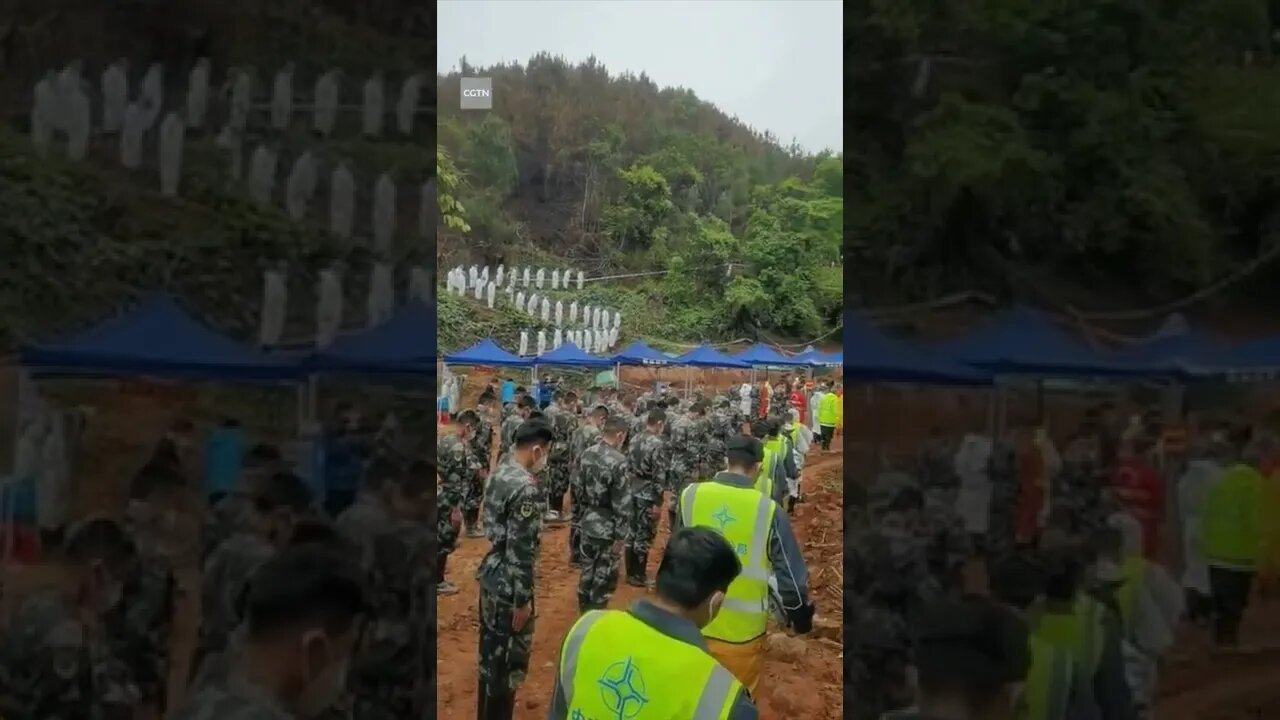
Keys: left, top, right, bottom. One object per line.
{"left": 1033, "top": 546, "right": 1133, "bottom": 720}
{"left": 673, "top": 435, "right": 814, "bottom": 695}
{"left": 548, "top": 526, "right": 759, "bottom": 719}
{"left": 1202, "top": 426, "right": 1265, "bottom": 647}
{"left": 1089, "top": 522, "right": 1183, "bottom": 717}
{"left": 989, "top": 552, "right": 1093, "bottom": 720}
{"left": 890, "top": 597, "right": 1030, "bottom": 720}
{"left": 748, "top": 420, "right": 785, "bottom": 503}
{"left": 817, "top": 382, "right": 839, "bottom": 452}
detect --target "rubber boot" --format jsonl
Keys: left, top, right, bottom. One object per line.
{"left": 568, "top": 526, "right": 581, "bottom": 567}
{"left": 635, "top": 548, "right": 653, "bottom": 588}
{"left": 438, "top": 553, "right": 458, "bottom": 594}
{"left": 464, "top": 508, "right": 483, "bottom": 537}
{"left": 482, "top": 687, "right": 516, "bottom": 720}
{"left": 625, "top": 548, "right": 645, "bottom": 587}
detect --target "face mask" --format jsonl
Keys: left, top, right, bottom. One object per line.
{"left": 296, "top": 636, "right": 349, "bottom": 718}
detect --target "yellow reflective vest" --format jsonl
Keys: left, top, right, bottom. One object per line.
{"left": 1024, "top": 636, "right": 1074, "bottom": 720}
{"left": 818, "top": 392, "right": 839, "bottom": 426}
{"left": 1033, "top": 596, "right": 1105, "bottom": 676}
{"left": 558, "top": 609, "right": 742, "bottom": 719}
{"left": 754, "top": 446, "right": 775, "bottom": 499}
{"left": 680, "top": 479, "right": 777, "bottom": 643}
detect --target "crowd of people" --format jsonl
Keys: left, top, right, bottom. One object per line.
{"left": 0, "top": 407, "right": 437, "bottom": 720}
{"left": 438, "top": 374, "right": 840, "bottom": 718}
{"left": 848, "top": 403, "right": 1277, "bottom": 720}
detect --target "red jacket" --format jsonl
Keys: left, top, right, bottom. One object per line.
{"left": 1112, "top": 458, "right": 1165, "bottom": 560}
{"left": 789, "top": 391, "right": 806, "bottom": 420}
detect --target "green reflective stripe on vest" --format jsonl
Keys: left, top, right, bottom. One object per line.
{"left": 558, "top": 609, "right": 740, "bottom": 719}
{"left": 1116, "top": 556, "right": 1144, "bottom": 628}
{"left": 755, "top": 447, "right": 775, "bottom": 497}
{"left": 681, "top": 481, "right": 776, "bottom": 642}
{"left": 1025, "top": 637, "right": 1073, "bottom": 720}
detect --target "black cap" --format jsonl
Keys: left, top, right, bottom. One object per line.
{"left": 726, "top": 435, "right": 764, "bottom": 464}
{"left": 913, "top": 597, "right": 1030, "bottom": 688}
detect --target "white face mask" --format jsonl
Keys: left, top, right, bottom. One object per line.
{"left": 296, "top": 641, "right": 349, "bottom": 718}
{"left": 701, "top": 591, "right": 725, "bottom": 628}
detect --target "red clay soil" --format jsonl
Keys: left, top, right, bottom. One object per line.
{"left": 435, "top": 449, "right": 846, "bottom": 719}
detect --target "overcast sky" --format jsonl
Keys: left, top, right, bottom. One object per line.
{"left": 437, "top": 0, "right": 842, "bottom": 155}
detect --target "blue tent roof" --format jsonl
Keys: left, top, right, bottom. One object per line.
{"left": 1114, "top": 315, "right": 1229, "bottom": 378}
{"left": 610, "top": 341, "right": 673, "bottom": 366}
{"left": 309, "top": 303, "right": 436, "bottom": 375}
{"left": 938, "top": 306, "right": 1135, "bottom": 377}
{"left": 20, "top": 293, "right": 297, "bottom": 381}
{"left": 845, "top": 314, "right": 988, "bottom": 385}
{"left": 534, "top": 341, "right": 614, "bottom": 368}
{"left": 790, "top": 347, "right": 832, "bottom": 366}
{"left": 733, "top": 343, "right": 810, "bottom": 367}
{"left": 673, "top": 345, "right": 751, "bottom": 369}
{"left": 820, "top": 350, "right": 843, "bottom": 367}
{"left": 443, "top": 339, "right": 532, "bottom": 367}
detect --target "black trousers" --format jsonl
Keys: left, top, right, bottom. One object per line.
{"left": 1208, "top": 565, "right": 1254, "bottom": 645}
{"left": 819, "top": 424, "right": 835, "bottom": 450}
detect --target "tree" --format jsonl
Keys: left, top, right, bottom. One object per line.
{"left": 602, "top": 164, "right": 674, "bottom": 251}
{"left": 437, "top": 146, "right": 470, "bottom": 233}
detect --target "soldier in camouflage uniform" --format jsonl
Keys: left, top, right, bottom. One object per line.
{"left": 541, "top": 390, "right": 580, "bottom": 524}
{"left": 350, "top": 461, "right": 435, "bottom": 720}
{"left": 204, "top": 443, "right": 283, "bottom": 562}
{"left": 574, "top": 416, "right": 631, "bottom": 612}
{"left": 335, "top": 455, "right": 395, "bottom": 574}
{"left": 476, "top": 417, "right": 555, "bottom": 719}
{"left": 846, "top": 480, "right": 931, "bottom": 720}
{"left": 705, "top": 398, "right": 733, "bottom": 474}
{"left": 986, "top": 434, "right": 1021, "bottom": 561}
{"left": 192, "top": 471, "right": 312, "bottom": 683}
{"left": 464, "top": 392, "right": 498, "bottom": 537}
{"left": 168, "top": 545, "right": 367, "bottom": 720}
{"left": 665, "top": 402, "right": 707, "bottom": 529}
{"left": 436, "top": 411, "right": 481, "bottom": 594}
{"left": 0, "top": 517, "right": 173, "bottom": 720}
{"left": 917, "top": 426, "right": 959, "bottom": 499}
{"left": 568, "top": 404, "right": 608, "bottom": 568}
{"left": 502, "top": 386, "right": 527, "bottom": 418}
{"left": 499, "top": 396, "right": 537, "bottom": 460}
{"left": 624, "top": 408, "right": 667, "bottom": 587}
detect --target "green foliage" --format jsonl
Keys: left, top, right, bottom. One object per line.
{"left": 438, "top": 146, "right": 470, "bottom": 233}
{"left": 848, "top": 0, "right": 1280, "bottom": 305}
{"left": 603, "top": 165, "right": 675, "bottom": 251}
{"left": 462, "top": 116, "right": 520, "bottom": 196}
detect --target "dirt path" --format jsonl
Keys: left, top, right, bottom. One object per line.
{"left": 435, "top": 449, "right": 846, "bottom": 719}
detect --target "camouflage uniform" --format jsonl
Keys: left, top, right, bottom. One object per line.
{"left": 193, "top": 533, "right": 274, "bottom": 679}
{"left": 436, "top": 433, "right": 477, "bottom": 556}
{"left": 567, "top": 420, "right": 603, "bottom": 566}
{"left": 917, "top": 435, "right": 959, "bottom": 494}
{"left": 624, "top": 429, "right": 666, "bottom": 583}
{"left": 575, "top": 439, "right": 630, "bottom": 611}
{"left": 464, "top": 407, "right": 495, "bottom": 531}
{"left": 918, "top": 490, "right": 971, "bottom": 597}
{"left": 476, "top": 456, "right": 544, "bottom": 706}
{"left": 499, "top": 413, "right": 523, "bottom": 460}
{"left": 985, "top": 438, "right": 1020, "bottom": 560}
{"left": 352, "top": 519, "right": 434, "bottom": 719}
{"left": 706, "top": 404, "right": 732, "bottom": 473}
{"left": 203, "top": 491, "right": 257, "bottom": 561}
{"left": 0, "top": 592, "right": 138, "bottom": 720}
{"left": 542, "top": 404, "right": 578, "bottom": 519}
{"left": 100, "top": 558, "right": 175, "bottom": 711}
{"left": 166, "top": 673, "right": 294, "bottom": 719}
{"left": 1057, "top": 435, "right": 1104, "bottom": 534}
{"left": 335, "top": 493, "right": 391, "bottom": 571}
{"left": 665, "top": 414, "right": 700, "bottom": 528}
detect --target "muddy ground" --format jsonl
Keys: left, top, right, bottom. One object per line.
{"left": 434, "top": 450, "right": 846, "bottom": 719}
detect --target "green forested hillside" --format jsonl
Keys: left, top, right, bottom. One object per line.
{"left": 847, "top": 0, "right": 1280, "bottom": 312}
{"left": 436, "top": 55, "right": 844, "bottom": 348}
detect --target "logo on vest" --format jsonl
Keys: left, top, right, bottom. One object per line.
{"left": 711, "top": 505, "right": 736, "bottom": 531}
{"left": 597, "top": 657, "right": 648, "bottom": 719}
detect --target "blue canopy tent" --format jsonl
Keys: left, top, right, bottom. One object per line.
{"left": 308, "top": 302, "right": 436, "bottom": 375}
{"left": 937, "top": 305, "right": 1136, "bottom": 378}
{"left": 20, "top": 293, "right": 298, "bottom": 381}
{"left": 790, "top": 346, "right": 831, "bottom": 367}
{"left": 819, "top": 350, "right": 843, "bottom": 368}
{"left": 845, "top": 314, "right": 988, "bottom": 385}
{"left": 610, "top": 341, "right": 673, "bottom": 367}
{"left": 442, "top": 339, "right": 532, "bottom": 368}
{"left": 1219, "top": 336, "right": 1280, "bottom": 381}
{"left": 672, "top": 345, "right": 750, "bottom": 396}
{"left": 1113, "top": 314, "right": 1230, "bottom": 379}
{"left": 733, "top": 343, "right": 810, "bottom": 367}
{"left": 673, "top": 346, "right": 751, "bottom": 369}
{"left": 534, "top": 342, "right": 614, "bottom": 368}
